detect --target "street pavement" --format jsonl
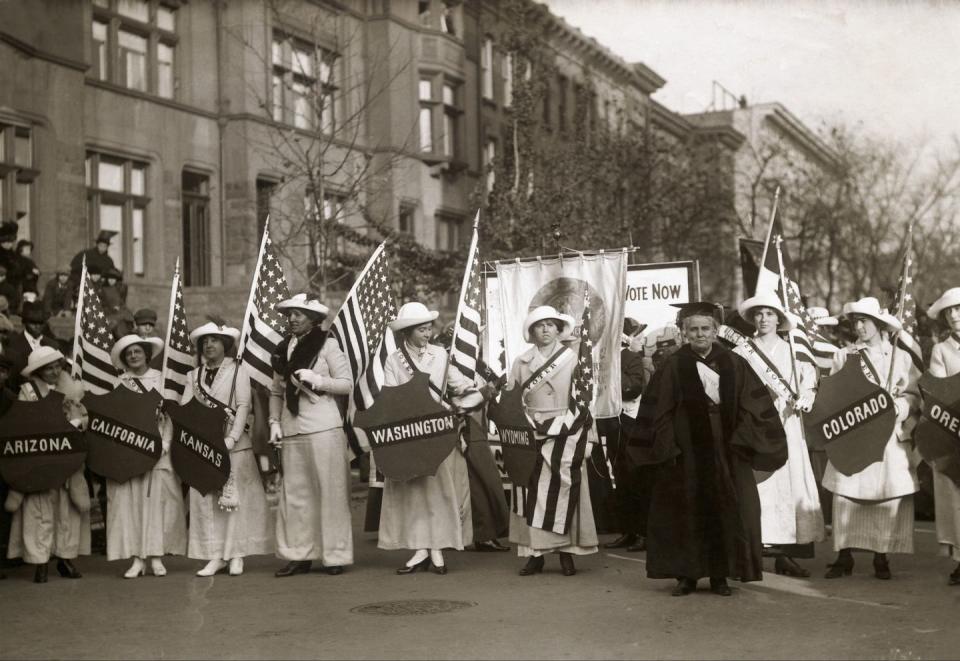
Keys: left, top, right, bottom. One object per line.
{"left": 2, "top": 487, "right": 959, "bottom": 660}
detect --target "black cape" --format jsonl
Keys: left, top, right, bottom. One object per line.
{"left": 644, "top": 343, "right": 787, "bottom": 583}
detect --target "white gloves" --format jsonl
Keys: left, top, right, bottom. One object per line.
{"left": 894, "top": 399, "right": 911, "bottom": 423}
{"left": 794, "top": 391, "right": 815, "bottom": 413}
{"left": 269, "top": 421, "right": 283, "bottom": 446}
{"left": 294, "top": 369, "right": 324, "bottom": 390}
{"left": 224, "top": 435, "right": 236, "bottom": 451}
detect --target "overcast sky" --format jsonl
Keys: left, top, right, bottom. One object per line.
{"left": 545, "top": 0, "right": 960, "bottom": 160}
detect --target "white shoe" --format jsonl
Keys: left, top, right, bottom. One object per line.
{"left": 150, "top": 558, "right": 167, "bottom": 577}
{"left": 124, "top": 558, "right": 145, "bottom": 579}
{"left": 228, "top": 557, "right": 244, "bottom": 576}
{"left": 196, "top": 559, "right": 227, "bottom": 577}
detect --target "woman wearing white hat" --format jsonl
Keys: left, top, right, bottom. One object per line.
{"left": 823, "top": 297, "right": 920, "bottom": 580}
{"left": 926, "top": 287, "right": 960, "bottom": 585}
{"left": 181, "top": 319, "right": 274, "bottom": 576}
{"left": 268, "top": 294, "right": 354, "bottom": 578}
{"left": 106, "top": 335, "right": 186, "bottom": 578}
{"left": 508, "top": 305, "right": 598, "bottom": 577}
{"left": 734, "top": 293, "right": 824, "bottom": 577}
{"left": 379, "top": 301, "right": 483, "bottom": 575}
{"left": 5, "top": 346, "right": 91, "bottom": 583}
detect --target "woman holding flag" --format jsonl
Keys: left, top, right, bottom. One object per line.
{"left": 734, "top": 293, "right": 823, "bottom": 577}
{"left": 822, "top": 297, "right": 920, "bottom": 580}
{"left": 181, "top": 319, "right": 274, "bottom": 577}
{"left": 926, "top": 287, "right": 960, "bottom": 585}
{"left": 379, "top": 301, "right": 484, "bottom": 575}
{"left": 106, "top": 334, "right": 186, "bottom": 578}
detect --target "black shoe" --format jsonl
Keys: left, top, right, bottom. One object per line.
{"left": 626, "top": 537, "right": 647, "bottom": 553}
{"left": 775, "top": 556, "right": 810, "bottom": 578}
{"left": 825, "top": 551, "right": 854, "bottom": 579}
{"left": 429, "top": 563, "right": 448, "bottom": 575}
{"left": 275, "top": 560, "right": 312, "bottom": 577}
{"left": 56, "top": 559, "right": 82, "bottom": 579}
{"left": 519, "top": 556, "right": 545, "bottom": 576}
{"left": 396, "top": 558, "right": 430, "bottom": 575}
{"left": 671, "top": 577, "right": 696, "bottom": 596}
{"left": 558, "top": 552, "right": 576, "bottom": 576}
{"left": 950, "top": 563, "right": 960, "bottom": 586}
{"left": 33, "top": 563, "right": 48, "bottom": 584}
{"left": 474, "top": 539, "right": 510, "bottom": 552}
{"left": 604, "top": 533, "right": 638, "bottom": 549}
{"left": 873, "top": 553, "right": 891, "bottom": 580}
{"left": 322, "top": 565, "right": 343, "bottom": 576}
{"left": 709, "top": 578, "right": 732, "bottom": 596}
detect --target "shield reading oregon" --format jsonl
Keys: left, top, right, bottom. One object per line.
{"left": 353, "top": 373, "right": 460, "bottom": 481}
{"left": 0, "top": 392, "right": 86, "bottom": 493}
{"left": 167, "top": 398, "right": 230, "bottom": 495}
{"left": 83, "top": 387, "right": 162, "bottom": 483}
{"left": 805, "top": 359, "right": 896, "bottom": 476}
{"left": 488, "top": 386, "right": 540, "bottom": 488}
{"left": 916, "top": 372, "right": 960, "bottom": 488}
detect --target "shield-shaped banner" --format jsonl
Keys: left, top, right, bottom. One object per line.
{"left": 83, "top": 388, "right": 162, "bottom": 483}
{"left": 916, "top": 372, "right": 960, "bottom": 488}
{"left": 166, "top": 398, "right": 230, "bottom": 495}
{"left": 0, "top": 392, "right": 86, "bottom": 493}
{"left": 805, "top": 360, "right": 896, "bottom": 476}
{"left": 487, "top": 386, "right": 540, "bottom": 488}
{"left": 353, "top": 373, "right": 460, "bottom": 481}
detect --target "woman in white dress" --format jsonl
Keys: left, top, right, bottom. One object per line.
{"left": 182, "top": 320, "right": 274, "bottom": 576}
{"left": 5, "top": 346, "right": 90, "bottom": 583}
{"left": 107, "top": 334, "right": 186, "bottom": 578}
{"left": 926, "top": 287, "right": 960, "bottom": 585}
{"left": 734, "top": 293, "right": 824, "bottom": 577}
{"left": 378, "top": 302, "right": 483, "bottom": 575}
{"left": 823, "top": 297, "right": 920, "bottom": 579}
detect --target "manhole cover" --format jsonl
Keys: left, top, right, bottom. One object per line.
{"left": 350, "top": 599, "right": 476, "bottom": 616}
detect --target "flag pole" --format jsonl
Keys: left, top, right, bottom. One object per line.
{"left": 754, "top": 187, "right": 782, "bottom": 296}
{"left": 885, "top": 221, "right": 914, "bottom": 392}
{"left": 230, "top": 217, "right": 272, "bottom": 408}
{"left": 160, "top": 258, "right": 180, "bottom": 396}
{"left": 71, "top": 257, "right": 88, "bottom": 380}
{"left": 441, "top": 210, "right": 480, "bottom": 399}
{"left": 775, "top": 236, "right": 801, "bottom": 399}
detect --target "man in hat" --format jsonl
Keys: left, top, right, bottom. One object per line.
{"left": 4, "top": 301, "right": 61, "bottom": 390}
{"left": 69, "top": 230, "right": 117, "bottom": 298}
{"left": 133, "top": 308, "right": 164, "bottom": 369}
{"left": 644, "top": 301, "right": 788, "bottom": 596}
{"left": 42, "top": 271, "right": 74, "bottom": 318}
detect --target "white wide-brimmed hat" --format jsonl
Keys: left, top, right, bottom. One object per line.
{"left": 21, "top": 345, "right": 65, "bottom": 377}
{"left": 738, "top": 292, "right": 796, "bottom": 331}
{"left": 841, "top": 296, "right": 902, "bottom": 332}
{"left": 927, "top": 287, "right": 960, "bottom": 321}
{"left": 110, "top": 334, "right": 164, "bottom": 369}
{"left": 189, "top": 321, "right": 241, "bottom": 348}
{"left": 276, "top": 293, "right": 330, "bottom": 317}
{"left": 523, "top": 305, "right": 575, "bottom": 343}
{"left": 388, "top": 302, "right": 439, "bottom": 332}
{"left": 808, "top": 306, "right": 839, "bottom": 326}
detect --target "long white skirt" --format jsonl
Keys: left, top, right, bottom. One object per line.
{"left": 756, "top": 413, "right": 824, "bottom": 546}
{"left": 107, "top": 456, "right": 187, "bottom": 561}
{"left": 8, "top": 481, "right": 91, "bottom": 564}
{"left": 188, "top": 446, "right": 275, "bottom": 560}
{"left": 934, "top": 470, "right": 960, "bottom": 561}
{"left": 275, "top": 429, "right": 353, "bottom": 566}
{"left": 832, "top": 493, "right": 914, "bottom": 553}
{"left": 378, "top": 449, "right": 472, "bottom": 551}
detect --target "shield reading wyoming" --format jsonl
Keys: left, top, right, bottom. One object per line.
{"left": 353, "top": 373, "right": 460, "bottom": 481}
{"left": 166, "top": 398, "right": 230, "bottom": 495}
{"left": 0, "top": 392, "right": 86, "bottom": 493}
{"left": 487, "top": 386, "right": 540, "bottom": 488}
{"left": 916, "top": 372, "right": 960, "bottom": 488}
{"left": 805, "top": 359, "right": 896, "bottom": 476}
{"left": 83, "top": 388, "right": 162, "bottom": 483}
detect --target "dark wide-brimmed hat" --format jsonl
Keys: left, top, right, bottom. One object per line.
{"left": 0, "top": 221, "right": 18, "bottom": 243}
{"left": 21, "top": 301, "right": 48, "bottom": 324}
{"left": 134, "top": 308, "right": 158, "bottom": 325}
{"left": 96, "top": 230, "right": 117, "bottom": 245}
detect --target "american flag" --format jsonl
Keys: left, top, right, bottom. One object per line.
{"left": 329, "top": 242, "right": 396, "bottom": 457}
{"left": 161, "top": 261, "right": 194, "bottom": 400}
{"left": 890, "top": 222, "right": 923, "bottom": 371}
{"left": 71, "top": 261, "right": 119, "bottom": 394}
{"left": 450, "top": 213, "right": 483, "bottom": 382}
{"left": 756, "top": 201, "right": 839, "bottom": 375}
{"left": 237, "top": 219, "right": 290, "bottom": 388}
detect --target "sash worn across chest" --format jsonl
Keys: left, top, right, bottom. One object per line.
{"left": 397, "top": 343, "right": 446, "bottom": 401}
{"left": 740, "top": 339, "right": 797, "bottom": 402}
{"left": 856, "top": 349, "right": 883, "bottom": 389}
{"left": 521, "top": 346, "right": 574, "bottom": 394}
{"left": 194, "top": 364, "right": 236, "bottom": 416}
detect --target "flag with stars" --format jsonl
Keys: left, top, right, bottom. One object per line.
{"left": 161, "top": 262, "right": 194, "bottom": 400}
{"left": 237, "top": 219, "right": 290, "bottom": 388}
{"left": 891, "top": 222, "right": 923, "bottom": 371}
{"left": 521, "top": 291, "right": 595, "bottom": 535}
{"left": 450, "top": 214, "right": 483, "bottom": 382}
{"left": 71, "top": 261, "right": 119, "bottom": 394}
{"left": 329, "top": 241, "right": 397, "bottom": 458}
